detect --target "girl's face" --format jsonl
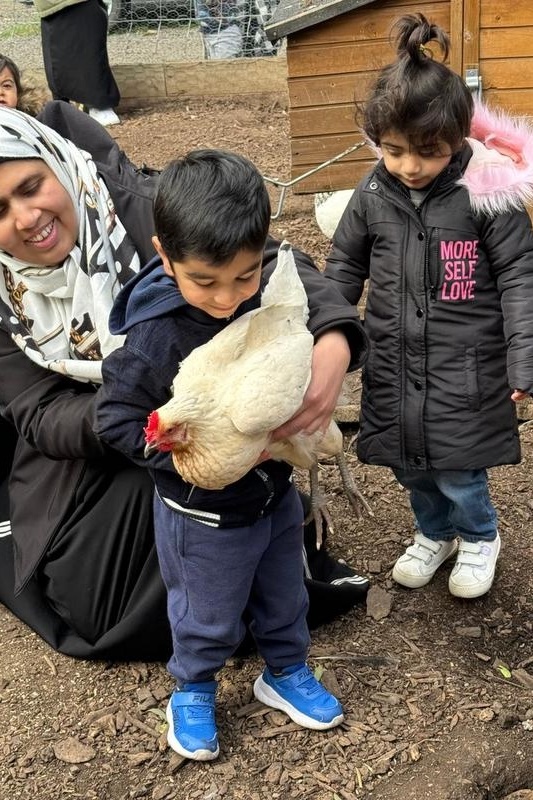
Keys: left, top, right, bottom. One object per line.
{"left": 380, "top": 130, "right": 453, "bottom": 189}
{"left": 0, "top": 66, "right": 18, "bottom": 109}
{"left": 0, "top": 159, "right": 78, "bottom": 266}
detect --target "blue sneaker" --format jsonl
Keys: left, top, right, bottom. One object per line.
{"left": 166, "top": 681, "right": 219, "bottom": 760}
{"left": 253, "top": 663, "right": 344, "bottom": 730}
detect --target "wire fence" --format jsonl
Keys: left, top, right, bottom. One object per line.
{"left": 0, "top": 0, "right": 283, "bottom": 70}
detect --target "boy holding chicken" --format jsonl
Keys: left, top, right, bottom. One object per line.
{"left": 95, "top": 149, "right": 367, "bottom": 761}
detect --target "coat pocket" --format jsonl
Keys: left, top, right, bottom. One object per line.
{"left": 464, "top": 347, "right": 481, "bottom": 411}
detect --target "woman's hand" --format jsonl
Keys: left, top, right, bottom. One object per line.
{"left": 270, "top": 330, "right": 351, "bottom": 441}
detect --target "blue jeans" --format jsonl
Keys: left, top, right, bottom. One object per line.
{"left": 393, "top": 469, "right": 498, "bottom": 543}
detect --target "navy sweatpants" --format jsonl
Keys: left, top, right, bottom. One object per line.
{"left": 154, "top": 484, "right": 310, "bottom": 684}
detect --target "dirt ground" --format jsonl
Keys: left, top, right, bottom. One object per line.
{"left": 1, "top": 96, "right": 533, "bottom": 800}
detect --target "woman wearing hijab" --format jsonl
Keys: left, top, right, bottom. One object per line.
{"left": 0, "top": 107, "right": 369, "bottom": 662}
{"left": 0, "top": 106, "right": 166, "bottom": 659}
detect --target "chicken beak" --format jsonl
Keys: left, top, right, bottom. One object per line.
{"left": 144, "top": 441, "right": 158, "bottom": 458}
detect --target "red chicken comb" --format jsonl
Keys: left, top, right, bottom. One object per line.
{"left": 144, "top": 410, "right": 160, "bottom": 444}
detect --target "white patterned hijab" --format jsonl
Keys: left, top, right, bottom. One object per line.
{"left": 0, "top": 107, "right": 141, "bottom": 383}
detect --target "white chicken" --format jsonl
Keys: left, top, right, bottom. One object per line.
{"left": 144, "top": 241, "right": 371, "bottom": 544}
{"left": 314, "top": 190, "right": 354, "bottom": 239}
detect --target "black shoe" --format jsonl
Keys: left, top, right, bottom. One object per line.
{"left": 300, "top": 493, "right": 369, "bottom": 629}
{"left": 303, "top": 559, "right": 369, "bottom": 630}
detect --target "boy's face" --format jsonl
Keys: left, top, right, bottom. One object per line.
{"left": 153, "top": 237, "right": 263, "bottom": 319}
{"left": 380, "top": 129, "right": 453, "bottom": 190}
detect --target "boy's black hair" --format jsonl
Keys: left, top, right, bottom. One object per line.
{"left": 360, "top": 14, "right": 473, "bottom": 151}
{"left": 154, "top": 148, "right": 271, "bottom": 265}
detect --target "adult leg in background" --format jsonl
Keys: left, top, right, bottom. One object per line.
{"left": 40, "top": 0, "right": 120, "bottom": 110}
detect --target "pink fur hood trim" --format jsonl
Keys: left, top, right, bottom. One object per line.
{"left": 460, "top": 100, "right": 533, "bottom": 216}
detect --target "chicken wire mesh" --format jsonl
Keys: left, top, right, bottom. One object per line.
{"left": 0, "top": 0, "right": 282, "bottom": 70}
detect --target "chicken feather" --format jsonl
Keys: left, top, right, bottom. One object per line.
{"left": 144, "top": 241, "right": 371, "bottom": 544}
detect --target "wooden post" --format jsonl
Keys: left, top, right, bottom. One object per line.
{"left": 462, "top": 0, "right": 482, "bottom": 94}
{"left": 448, "top": 0, "right": 464, "bottom": 75}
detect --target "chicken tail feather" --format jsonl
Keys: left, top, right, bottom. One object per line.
{"left": 260, "top": 241, "right": 309, "bottom": 319}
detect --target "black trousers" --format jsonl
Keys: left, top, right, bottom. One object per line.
{"left": 40, "top": 0, "right": 120, "bottom": 109}
{"left": 0, "top": 466, "right": 172, "bottom": 661}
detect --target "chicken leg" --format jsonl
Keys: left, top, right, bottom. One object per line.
{"left": 307, "top": 450, "right": 374, "bottom": 549}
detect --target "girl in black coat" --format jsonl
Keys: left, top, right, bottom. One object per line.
{"left": 324, "top": 13, "right": 533, "bottom": 599}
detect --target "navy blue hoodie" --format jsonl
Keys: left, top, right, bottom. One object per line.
{"left": 95, "top": 240, "right": 367, "bottom": 526}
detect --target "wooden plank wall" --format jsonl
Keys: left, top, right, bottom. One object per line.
{"left": 25, "top": 58, "right": 288, "bottom": 110}
{"left": 478, "top": 1, "right": 533, "bottom": 115}
{"left": 286, "top": 0, "right": 454, "bottom": 192}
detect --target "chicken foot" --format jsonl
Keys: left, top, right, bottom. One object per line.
{"left": 334, "top": 449, "right": 374, "bottom": 521}
{"left": 305, "top": 451, "right": 374, "bottom": 550}
{"left": 305, "top": 463, "right": 336, "bottom": 550}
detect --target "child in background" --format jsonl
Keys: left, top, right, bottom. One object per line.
{"left": 195, "top": 0, "right": 280, "bottom": 60}
{"left": 0, "top": 53, "right": 43, "bottom": 115}
{"left": 96, "top": 150, "right": 367, "bottom": 760}
{"left": 324, "top": 13, "right": 533, "bottom": 599}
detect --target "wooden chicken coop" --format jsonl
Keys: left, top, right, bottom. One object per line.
{"left": 264, "top": 0, "right": 533, "bottom": 193}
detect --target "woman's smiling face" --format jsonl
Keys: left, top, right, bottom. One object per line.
{"left": 0, "top": 158, "right": 78, "bottom": 266}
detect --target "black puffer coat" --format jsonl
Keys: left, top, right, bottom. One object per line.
{"left": 325, "top": 111, "right": 533, "bottom": 472}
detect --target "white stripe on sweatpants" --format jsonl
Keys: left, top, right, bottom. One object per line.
{"left": 160, "top": 496, "right": 222, "bottom": 528}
